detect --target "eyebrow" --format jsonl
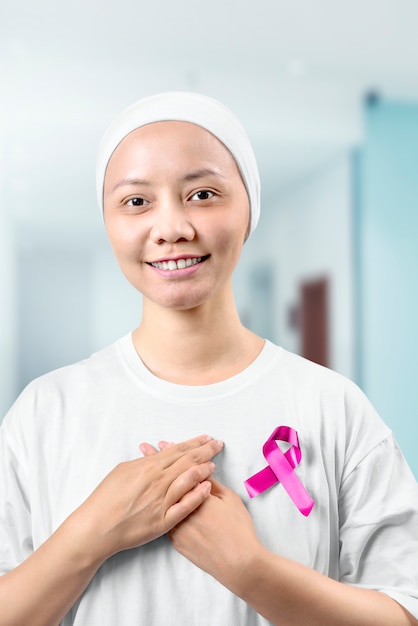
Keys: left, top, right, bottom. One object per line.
{"left": 182, "top": 168, "right": 226, "bottom": 182}
{"left": 111, "top": 168, "right": 225, "bottom": 193}
{"left": 111, "top": 178, "right": 150, "bottom": 193}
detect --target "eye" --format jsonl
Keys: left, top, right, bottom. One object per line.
{"left": 127, "top": 197, "right": 149, "bottom": 206}
{"left": 190, "top": 190, "right": 215, "bottom": 201}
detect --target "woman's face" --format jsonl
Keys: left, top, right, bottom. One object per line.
{"left": 103, "top": 120, "right": 250, "bottom": 312}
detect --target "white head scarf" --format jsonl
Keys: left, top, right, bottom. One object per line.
{"left": 96, "top": 91, "right": 260, "bottom": 237}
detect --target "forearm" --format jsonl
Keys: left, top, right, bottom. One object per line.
{"left": 0, "top": 436, "right": 222, "bottom": 625}
{"left": 230, "top": 547, "right": 417, "bottom": 626}
{"left": 0, "top": 514, "right": 103, "bottom": 626}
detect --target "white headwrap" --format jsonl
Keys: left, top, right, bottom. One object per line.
{"left": 96, "top": 91, "right": 260, "bottom": 237}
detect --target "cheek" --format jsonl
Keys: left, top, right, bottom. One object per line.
{"left": 105, "top": 219, "right": 144, "bottom": 259}
{"left": 214, "top": 224, "right": 247, "bottom": 268}
{"left": 223, "top": 209, "right": 250, "bottom": 248}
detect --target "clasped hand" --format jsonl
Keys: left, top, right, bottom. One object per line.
{"left": 72, "top": 435, "right": 223, "bottom": 564}
{"left": 143, "top": 439, "right": 262, "bottom": 592}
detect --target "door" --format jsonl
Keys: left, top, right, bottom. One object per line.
{"left": 300, "top": 277, "right": 329, "bottom": 368}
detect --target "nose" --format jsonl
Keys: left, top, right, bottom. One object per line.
{"left": 149, "top": 196, "right": 196, "bottom": 244}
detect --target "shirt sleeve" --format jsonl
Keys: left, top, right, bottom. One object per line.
{"left": 339, "top": 433, "right": 418, "bottom": 618}
{"left": 0, "top": 411, "right": 33, "bottom": 575}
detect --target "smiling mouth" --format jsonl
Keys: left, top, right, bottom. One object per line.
{"left": 148, "top": 255, "right": 210, "bottom": 271}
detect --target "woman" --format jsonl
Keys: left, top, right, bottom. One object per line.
{"left": 1, "top": 92, "right": 417, "bottom": 626}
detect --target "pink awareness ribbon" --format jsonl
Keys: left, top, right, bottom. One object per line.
{"left": 244, "top": 426, "right": 314, "bottom": 517}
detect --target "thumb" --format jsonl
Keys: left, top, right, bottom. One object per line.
{"left": 209, "top": 477, "right": 228, "bottom": 496}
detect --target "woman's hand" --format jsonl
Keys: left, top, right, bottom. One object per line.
{"left": 166, "top": 477, "right": 418, "bottom": 626}
{"left": 142, "top": 441, "right": 260, "bottom": 589}
{"left": 0, "top": 436, "right": 223, "bottom": 626}
{"left": 69, "top": 435, "right": 223, "bottom": 566}
{"left": 135, "top": 444, "right": 418, "bottom": 626}
{"left": 167, "top": 478, "right": 262, "bottom": 593}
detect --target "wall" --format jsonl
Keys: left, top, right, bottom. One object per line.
{"left": 16, "top": 242, "right": 94, "bottom": 391}
{"left": 0, "top": 153, "right": 17, "bottom": 419}
{"left": 13, "top": 235, "right": 142, "bottom": 399}
{"left": 355, "top": 99, "right": 418, "bottom": 476}
{"left": 90, "top": 241, "right": 142, "bottom": 352}
{"left": 240, "top": 152, "right": 355, "bottom": 380}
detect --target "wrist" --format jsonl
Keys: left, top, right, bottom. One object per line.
{"left": 56, "top": 506, "right": 111, "bottom": 574}
{"left": 216, "top": 539, "right": 269, "bottom": 600}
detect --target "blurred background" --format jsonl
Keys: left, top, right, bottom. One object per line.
{"left": 1, "top": 0, "right": 417, "bottom": 475}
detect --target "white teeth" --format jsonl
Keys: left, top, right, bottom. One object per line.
{"left": 151, "top": 257, "right": 202, "bottom": 270}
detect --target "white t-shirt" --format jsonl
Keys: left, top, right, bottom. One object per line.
{"left": 1, "top": 336, "right": 418, "bottom": 624}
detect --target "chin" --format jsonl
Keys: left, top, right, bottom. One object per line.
{"left": 151, "top": 285, "right": 216, "bottom": 312}
{"left": 158, "top": 296, "right": 209, "bottom": 311}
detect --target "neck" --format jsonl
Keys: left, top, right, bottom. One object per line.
{"left": 132, "top": 290, "right": 264, "bottom": 385}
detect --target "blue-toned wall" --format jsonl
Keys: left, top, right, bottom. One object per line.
{"left": 355, "top": 99, "right": 418, "bottom": 477}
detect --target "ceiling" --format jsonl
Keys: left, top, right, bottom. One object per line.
{"left": 2, "top": 0, "right": 418, "bottom": 240}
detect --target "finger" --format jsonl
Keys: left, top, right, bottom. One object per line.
{"left": 208, "top": 477, "right": 226, "bottom": 494}
{"left": 159, "top": 436, "right": 224, "bottom": 471}
{"left": 209, "top": 478, "right": 242, "bottom": 508}
{"left": 165, "top": 480, "right": 212, "bottom": 529}
{"left": 165, "top": 460, "right": 216, "bottom": 506}
{"left": 158, "top": 440, "right": 174, "bottom": 451}
{"left": 139, "top": 442, "right": 159, "bottom": 457}
{"left": 139, "top": 440, "right": 174, "bottom": 455}
{"left": 140, "top": 436, "right": 219, "bottom": 459}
